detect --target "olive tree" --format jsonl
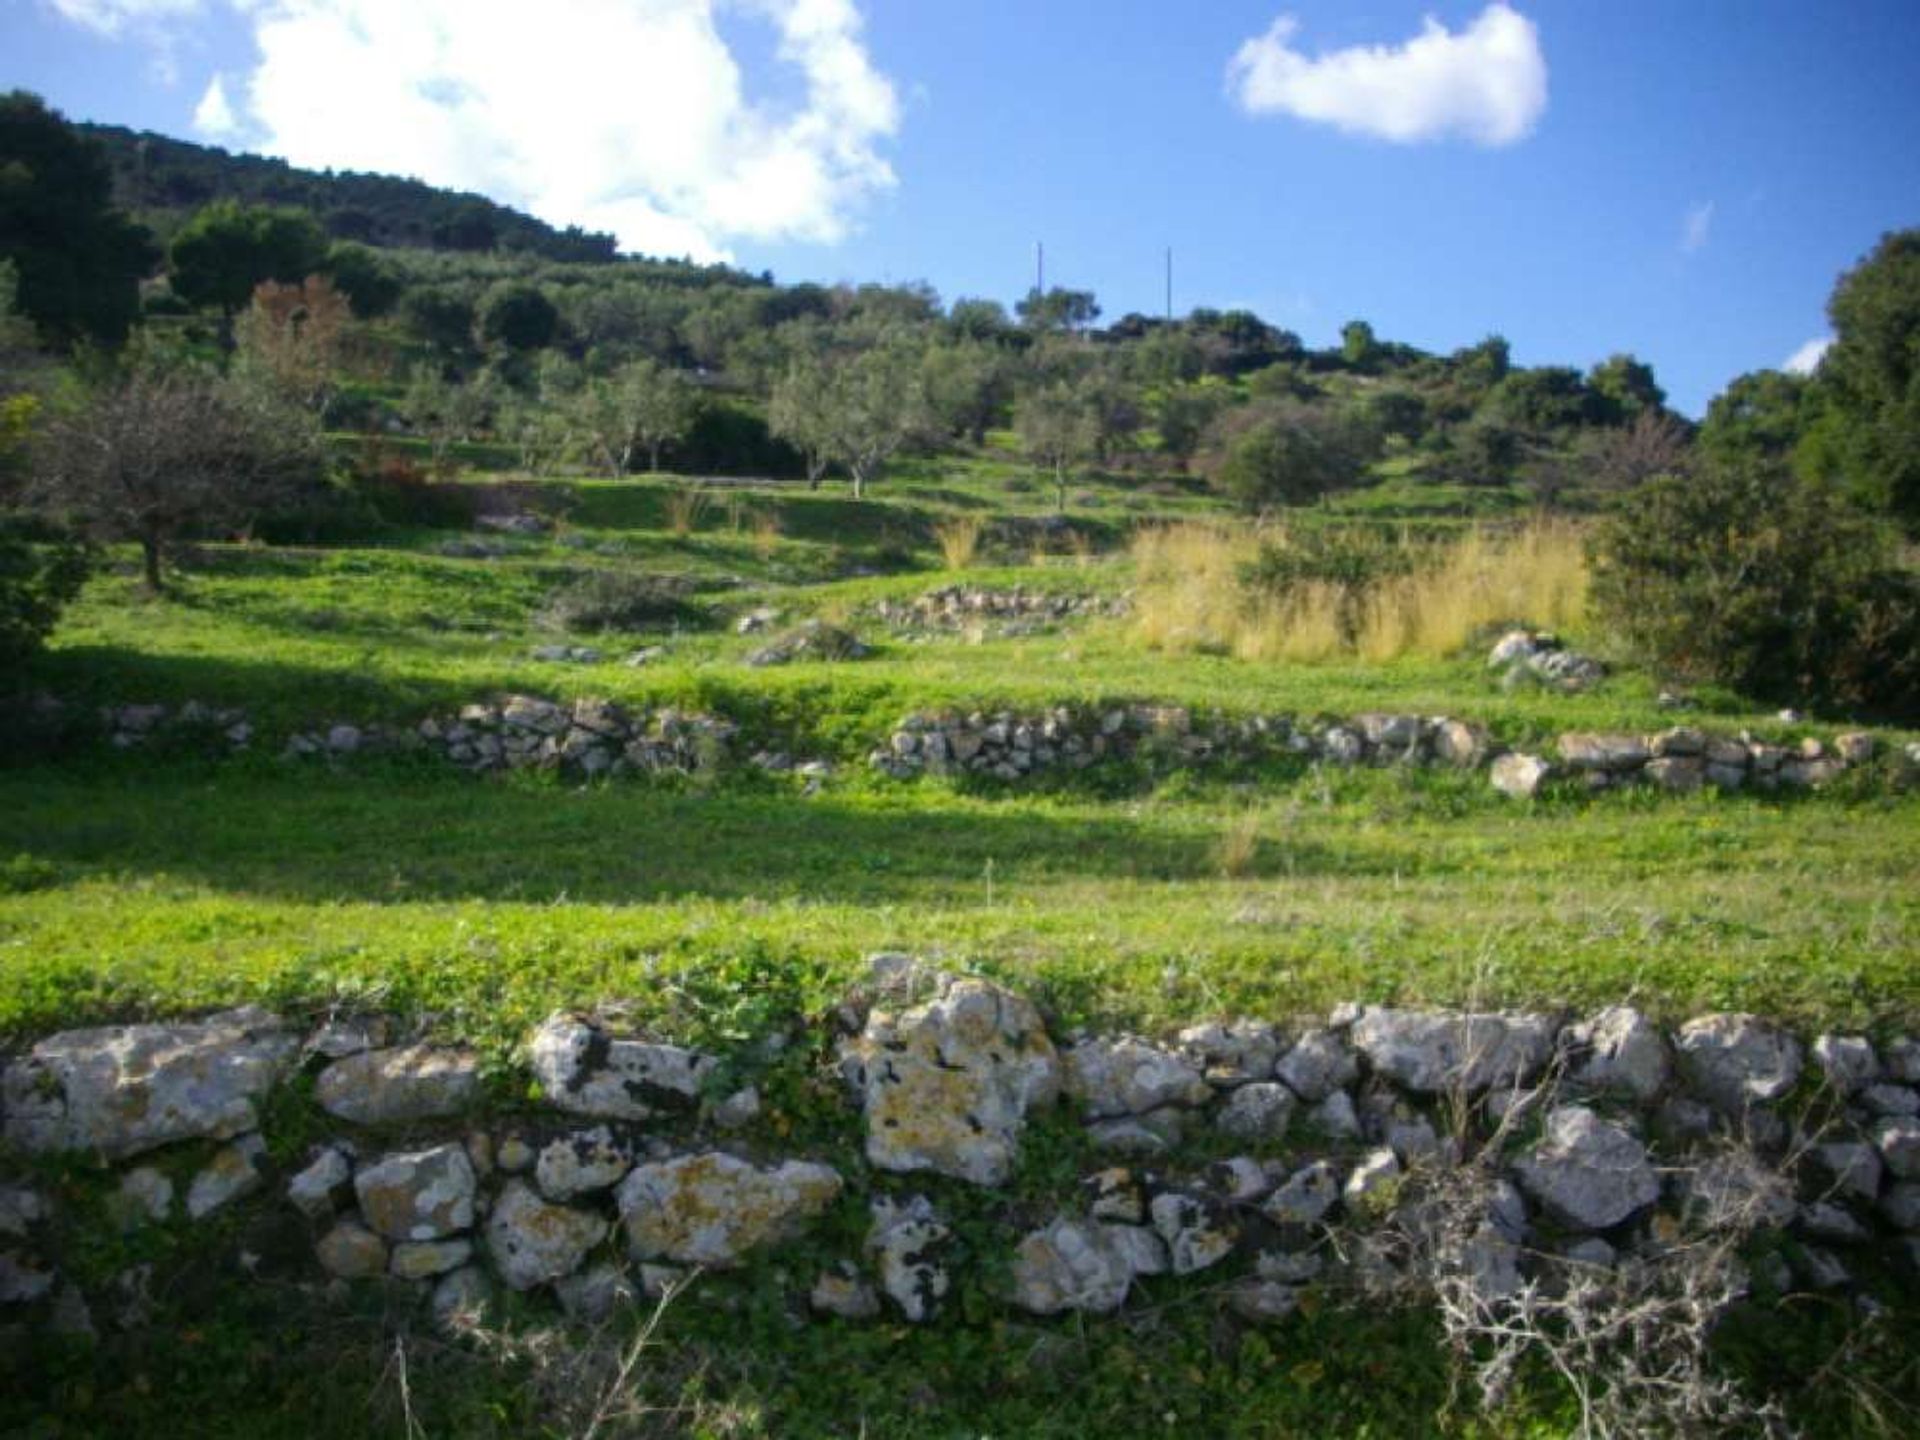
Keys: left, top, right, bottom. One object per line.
{"left": 29, "top": 367, "right": 325, "bottom": 591}
{"left": 570, "top": 359, "right": 698, "bottom": 477}
{"left": 1016, "top": 381, "right": 1098, "bottom": 511}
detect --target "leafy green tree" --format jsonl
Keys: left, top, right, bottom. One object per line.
{"left": 1489, "top": 366, "right": 1590, "bottom": 432}
{"left": 1153, "top": 382, "right": 1229, "bottom": 469}
{"left": 478, "top": 281, "right": 560, "bottom": 353}
{"left": 324, "top": 242, "right": 401, "bottom": 319}
{"left": 1586, "top": 353, "right": 1666, "bottom": 425}
{"left": 1591, "top": 460, "right": 1917, "bottom": 718}
{"left": 1016, "top": 382, "right": 1098, "bottom": 511}
{"left": 399, "top": 288, "right": 479, "bottom": 366}
{"left": 1340, "top": 319, "right": 1379, "bottom": 370}
{"left": 1016, "top": 287, "right": 1100, "bottom": 334}
{"left": 773, "top": 341, "right": 928, "bottom": 499}
{"left": 569, "top": 360, "right": 699, "bottom": 476}
{"left": 1210, "top": 401, "right": 1377, "bottom": 511}
{"left": 948, "top": 297, "right": 1014, "bottom": 343}
{"left": 28, "top": 366, "right": 324, "bottom": 592}
{"left": 0, "top": 91, "right": 157, "bottom": 346}
{"left": 1815, "top": 228, "right": 1920, "bottom": 525}
{"left": 920, "top": 340, "right": 1008, "bottom": 446}
{"left": 1699, "top": 369, "right": 1812, "bottom": 464}
{"left": 403, "top": 367, "right": 495, "bottom": 468}
{"left": 768, "top": 353, "right": 837, "bottom": 488}
{"left": 169, "top": 200, "right": 329, "bottom": 318}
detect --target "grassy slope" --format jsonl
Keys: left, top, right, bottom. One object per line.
{"left": 3, "top": 457, "right": 1918, "bottom": 1438}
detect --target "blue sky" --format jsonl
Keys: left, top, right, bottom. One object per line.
{"left": 7, "top": 1, "right": 1920, "bottom": 415}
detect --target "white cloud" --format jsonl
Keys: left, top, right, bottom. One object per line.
{"left": 51, "top": 0, "right": 902, "bottom": 262}
{"left": 1782, "top": 336, "right": 1831, "bottom": 375}
{"left": 1681, "top": 200, "right": 1714, "bottom": 254}
{"left": 192, "top": 74, "right": 240, "bottom": 139}
{"left": 1226, "top": 3, "right": 1547, "bottom": 146}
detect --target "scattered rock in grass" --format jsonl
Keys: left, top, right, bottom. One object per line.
{"left": 746, "top": 620, "right": 870, "bottom": 667}
{"left": 1490, "top": 752, "right": 1551, "bottom": 799}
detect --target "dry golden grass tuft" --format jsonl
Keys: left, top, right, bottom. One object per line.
{"left": 934, "top": 513, "right": 984, "bottom": 570}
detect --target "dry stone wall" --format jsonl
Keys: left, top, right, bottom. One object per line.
{"left": 5, "top": 968, "right": 1919, "bottom": 1342}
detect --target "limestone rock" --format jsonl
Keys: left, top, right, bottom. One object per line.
{"left": 287, "top": 1147, "right": 353, "bottom": 1218}
{"left": 486, "top": 1178, "right": 611, "bottom": 1291}
{"left": 1567, "top": 1006, "right": 1671, "bottom": 1102}
{"left": 1683, "top": 1152, "right": 1797, "bottom": 1232}
{"left": 1811, "top": 1035, "right": 1880, "bottom": 1095}
{"left": 2, "top": 1010, "right": 297, "bottom": 1159}
{"left": 535, "top": 1125, "right": 636, "bottom": 1201}
{"left": 1274, "top": 1029, "right": 1358, "bottom": 1102}
{"left": 1262, "top": 1160, "right": 1340, "bottom": 1227}
{"left": 1557, "top": 734, "right": 1650, "bottom": 771}
{"left": 1009, "top": 1219, "right": 1137, "bottom": 1315}
{"left": 114, "top": 1168, "right": 175, "bottom": 1229}
{"left": 1309, "top": 1090, "right": 1363, "bottom": 1139}
{"left": 1085, "top": 1168, "right": 1145, "bottom": 1224}
{"left": 1350, "top": 1008, "right": 1553, "bottom": 1094}
{"left": 0, "top": 1186, "right": 48, "bottom": 1240}
{"left": 843, "top": 977, "right": 1060, "bottom": 1186}
{"left": 1177, "top": 1020, "right": 1281, "bottom": 1086}
{"left": 317, "top": 1045, "right": 481, "bottom": 1126}
{"left": 1064, "top": 1036, "right": 1211, "bottom": 1118}
{"left": 187, "top": 1133, "right": 268, "bottom": 1219}
{"left": 392, "top": 1239, "right": 474, "bottom": 1280}
{"left": 527, "top": 1014, "right": 716, "bottom": 1122}
{"left": 867, "top": 1195, "right": 951, "bottom": 1323}
{"left": 1216, "top": 1082, "right": 1295, "bottom": 1142}
{"left": 1513, "top": 1106, "right": 1660, "bottom": 1231}
{"left": 1814, "top": 1142, "right": 1883, "bottom": 1201}
{"left": 316, "top": 1218, "right": 389, "bottom": 1279}
{"left": 1149, "top": 1191, "right": 1237, "bottom": 1275}
{"left": 617, "top": 1152, "right": 841, "bottom": 1267}
{"left": 556, "top": 1261, "right": 639, "bottom": 1322}
{"left": 1490, "top": 753, "right": 1551, "bottom": 799}
{"left": 810, "top": 1269, "right": 882, "bottom": 1320}
{"left": 1876, "top": 1117, "right": 1920, "bottom": 1179}
{"left": 355, "top": 1143, "right": 477, "bottom": 1241}
{"left": 430, "top": 1266, "right": 493, "bottom": 1330}
{"left": 1675, "top": 1014, "right": 1803, "bottom": 1111}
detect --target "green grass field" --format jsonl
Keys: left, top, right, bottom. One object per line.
{"left": 4, "top": 456, "right": 1917, "bottom": 1437}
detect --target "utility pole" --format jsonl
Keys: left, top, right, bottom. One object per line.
{"left": 1165, "top": 246, "right": 1173, "bottom": 322}
{"left": 1035, "top": 241, "right": 1044, "bottom": 297}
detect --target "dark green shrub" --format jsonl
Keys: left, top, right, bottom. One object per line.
{"left": 0, "top": 519, "right": 88, "bottom": 671}
{"left": 1206, "top": 401, "right": 1378, "bottom": 511}
{"left": 1590, "top": 460, "right": 1919, "bottom": 720}
{"left": 539, "top": 570, "right": 701, "bottom": 632}
{"left": 1241, "top": 526, "right": 1416, "bottom": 646}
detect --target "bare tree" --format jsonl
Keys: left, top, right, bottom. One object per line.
{"left": 232, "top": 275, "right": 354, "bottom": 421}
{"left": 30, "top": 367, "right": 324, "bottom": 591}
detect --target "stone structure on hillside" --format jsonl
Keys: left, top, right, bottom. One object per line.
{"left": 3, "top": 968, "right": 1918, "bottom": 1344}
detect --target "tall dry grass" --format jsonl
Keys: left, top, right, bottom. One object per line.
{"left": 934, "top": 514, "right": 984, "bottom": 570}
{"left": 1131, "top": 519, "right": 1589, "bottom": 663}
{"left": 663, "top": 485, "right": 712, "bottom": 538}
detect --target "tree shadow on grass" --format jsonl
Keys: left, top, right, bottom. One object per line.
{"left": 1, "top": 770, "right": 1384, "bottom": 906}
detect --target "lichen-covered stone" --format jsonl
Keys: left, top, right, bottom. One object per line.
{"left": 1261, "top": 1160, "right": 1340, "bottom": 1227}
{"left": 316, "top": 1218, "right": 388, "bottom": 1279}
{"left": 534, "top": 1125, "right": 636, "bottom": 1201}
{"left": 1085, "top": 1168, "right": 1144, "bottom": 1224}
{"left": 287, "top": 1147, "right": 353, "bottom": 1218}
{"left": 843, "top": 977, "right": 1060, "bottom": 1186}
{"left": 1490, "top": 753, "right": 1551, "bottom": 799}
{"left": 1216, "top": 1082, "right": 1295, "bottom": 1142}
{"left": 617, "top": 1152, "right": 841, "bottom": 1267}
{"left": 527, "top": 1015, "right": 716, "bottom": 1122}
{"left": 1148, "top": 1191, "right": 1237, "bottom": 1275}
{"left": 867, "top": 1194, "right": 951, "bottom": 1322}
{"left": 392, "top": 1238, "right": 474, "bottom": 1280}
{"left": 1675, "top": 1014, "right": 1803, "bottom": 1112}
{"left": 355, "top": 1143, "right": 476, "bottom": 1241}
{"left": 1064, "top": 1036, "right": 1211, "bottom": 1118}
{"left": 317, "top": 1045, "right": 481, "bottom": 1126}
{"left": 1177, "top": 1020, "right": 1281, "bottom": 1086}
{"left": 187, "top": 1133, "right": 268, "bottom": 1220}
{"left": 486, "top": 1178, "right": 610, "bottom": 1290}
{"left": 2, "top": 1009, "right": 297, "bottom": 1159}
{"left": 1009, "top": 1219, "right": 1139, "bottom": 1315}
{"left": 1513, "top": 1106, "right": 1660, "bottom": 1231}
{"left": 1274, "top": 1029, "right": 1359, "bottom": 1102}
{"left": 1350, "top": 1008, "right": 1553, "bottom": 1095}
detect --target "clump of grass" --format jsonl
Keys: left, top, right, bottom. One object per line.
{"left": 749, "top": 509, "right": 782, "bottom": 561}
{"left": 1132, "top": 518, "right": 1589, "bottom": 662}
{"left": 1214, "top": 809, "right": 1263, "bottom": 878}
{"left": 663, "top": 485, "right": 713, "bottom": 538}
{"left": 934, "top": 514, "right": 984, "bottom": 570}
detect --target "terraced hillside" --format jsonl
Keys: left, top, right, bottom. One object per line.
{"left": 3, "top": 460, "right": 1917, "bottom": 1438}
